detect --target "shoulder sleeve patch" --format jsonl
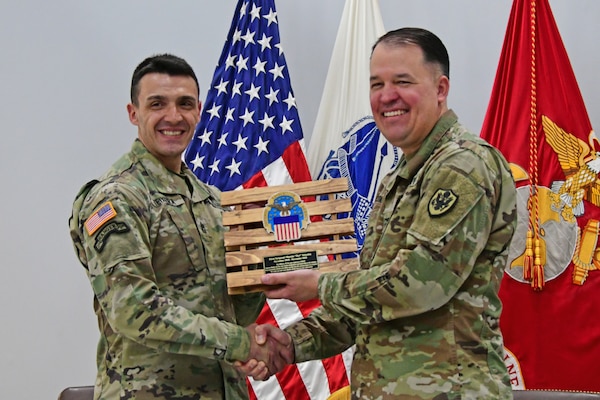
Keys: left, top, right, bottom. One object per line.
{"left": 410, "top": 168, "right": 484, "bottom": 245}
{"left": 428, "top": 188, "right": 458, "bottom": 217}
{"left": 85, "top": 201, "right": 117, "bottom": 236}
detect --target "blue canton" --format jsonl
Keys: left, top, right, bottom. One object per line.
{"left": 185, "top": 0, "right": 304, "bottom": 191}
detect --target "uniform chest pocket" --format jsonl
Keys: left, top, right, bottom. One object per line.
{"left": 410, "top": 169, "right": 484, "bottom": 246}
{"left": 164, "top": 200, "right": 208, "bottom": 273}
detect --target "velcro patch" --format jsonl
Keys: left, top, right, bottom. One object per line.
{"left": 85, "top": 201, "right": 116, "bottom": 236}
{"left": 428, "top": 189, "right": 458, "bottom": 217}
{"left": 94, "top": 221, "right": 130, "bottom": 252}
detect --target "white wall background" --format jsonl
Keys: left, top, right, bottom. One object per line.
{"left": 0, "top": 1, "right": 597, "bottom": 399}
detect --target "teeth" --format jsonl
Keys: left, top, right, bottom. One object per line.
{"left": 162, "top": 130, "right": 182, "bottom": 136}
{"left": 383, "top": 110, "right": 406, "bottom": 117}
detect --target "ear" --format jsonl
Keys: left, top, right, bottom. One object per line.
{"left": 127, "top": 103, "right": 139, "bottom": 126}
{"left": 437, "top": 75, "right": 450, "bottom": 102}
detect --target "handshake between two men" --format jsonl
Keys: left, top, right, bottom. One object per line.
{"left": 240, "top": 323, "right": 294, "bottom": 381}
{"left": 236, "top": 268, "right": 322, "bottom": 380}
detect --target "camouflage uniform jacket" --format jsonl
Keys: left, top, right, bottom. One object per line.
{"left": 69, "top": 140, "right": 264, "bottom": 400}
{"left": 288, "top": 110, "right": 517, "bottom": 399}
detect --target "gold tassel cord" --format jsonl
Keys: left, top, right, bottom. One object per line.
{"left": 526, "top": 0, "right": 545, "bottom": 290}
{"left": 532, "top": 237, "right": 544, "bottom": 290}
{"left": 523, "top": 230, "right": 534, "bottom": 281}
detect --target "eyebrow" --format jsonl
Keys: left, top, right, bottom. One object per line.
{"left": 370, "top": 72, "right": 413, "bottom": 81}
{"left": 178, "top": 95, "right": 198, "bottom": 103}
{"left": 144, "top": 94, "right": 197, "bottom": 103}
{"left": 145, "top": 95, "right": 166, "bottom": 102}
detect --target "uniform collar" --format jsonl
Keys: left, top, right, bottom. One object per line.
{"left": 381, "top": 110, "right": 458, "bottom": 193}
{"left": 130, "top": 140, "right": 214, "bottom": 202}
{"left": 402, "top": 109, "right": 457, "bottom": 178}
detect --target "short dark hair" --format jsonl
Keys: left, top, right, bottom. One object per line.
{"left": 373, "top": 27, "right": 450, "bottom": 80}
{"left": 130, "top": 54, "right": 199, "bottom": 105}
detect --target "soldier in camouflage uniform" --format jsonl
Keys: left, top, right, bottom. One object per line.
{"left": 250, "top": 28, "right": 518, "bottom": 399}
{"left": 69, "top": 54, "right": 291, "bottom": 400}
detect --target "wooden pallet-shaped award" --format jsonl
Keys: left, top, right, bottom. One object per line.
{"left": 221, "top": 178, "right": 359, "bottom": 295}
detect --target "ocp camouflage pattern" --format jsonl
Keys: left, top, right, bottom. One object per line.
{"left": 69, "top": 140, "right": 264, "bottom": 399}
{"left": 288, "top": 110, "right": 517, "bottom": 399}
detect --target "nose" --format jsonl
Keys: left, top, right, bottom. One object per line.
{"left": 164, "top": 104, "right": 183, "bottom": 123}
{"left": 379, "top": 84, "right": 400, "bottom": 103}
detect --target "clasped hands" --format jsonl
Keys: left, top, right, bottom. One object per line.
{"left": 236, "top": 269, "right": 322, "bottom": 380}
{"left": 237, "top": 323, "right": 294, "bottom": 381}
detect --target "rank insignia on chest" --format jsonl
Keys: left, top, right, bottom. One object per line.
{"left": 263, "top": 191, "right": 309, "bottom": 242}
{"left": 428, "top": 188, "right": 458, "bottom": 217}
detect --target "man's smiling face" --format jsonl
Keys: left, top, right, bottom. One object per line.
{"left": 369, "top": 42, "right": 448, "bottom": 156}
{"left": 127, "top": 72, "right": 201, "bottom": 172}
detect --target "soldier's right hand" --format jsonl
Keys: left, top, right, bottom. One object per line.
{"left": 237, "top": 323, "right": 294, "bottom": 380}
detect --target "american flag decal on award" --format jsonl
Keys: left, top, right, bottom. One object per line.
{"left": 263, "top": 191, "right": 309, "bottom": 242}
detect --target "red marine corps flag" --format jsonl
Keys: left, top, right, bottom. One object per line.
{"left": 480, "top": 0, "right": 600, "bottom": 393}
{"left": 184, "top": 0, "right": 350, "bottom": 398}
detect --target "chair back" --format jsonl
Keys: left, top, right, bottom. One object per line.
{"left": 514, "top": 390, "right": 600, "bottom": 400}
{"left": 58, "top": 386, "right": 94, "bottom": 400}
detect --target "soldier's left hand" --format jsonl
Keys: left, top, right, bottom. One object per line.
{"left": 261, "top": 269, "right": 320, "bottom": 302}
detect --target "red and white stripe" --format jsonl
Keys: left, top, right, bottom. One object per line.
{"left": 240, "top": 139, "right": 353, "bottom": 399}
{"left": 248, "top": 299, "right": 353, "bottom": 400}
{"left": 274, "top": 220, "right": 301, "bottom": 242}
{"left": 239, "top": 140, "right": 308, "bottom": 190}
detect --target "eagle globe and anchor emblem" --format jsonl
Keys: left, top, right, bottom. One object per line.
{"left": 262, "top": 191, "right": 309, "bottom": 242}
{"left": 506, "top": 115, "right": 600, "bottom": 286}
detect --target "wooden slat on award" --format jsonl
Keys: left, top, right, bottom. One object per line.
{"left": 221, "top": 178, "right": 359, "bottom": 294}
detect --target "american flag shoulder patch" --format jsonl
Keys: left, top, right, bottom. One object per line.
{"left": 85, "top": 201, "right": 117, "bottom": 236}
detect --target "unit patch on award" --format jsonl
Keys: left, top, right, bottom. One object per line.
{"left": 263, "top": 191, "right": 309, "bottom": 242}
{"left": 428, "top": 188, "right": 458, "bottom": 217}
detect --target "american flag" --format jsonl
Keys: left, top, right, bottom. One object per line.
{"left": 273, "top": 215, "right": 301, "bottom": 242}
{"left": 184, "top": 1, "right": 351, "bottom": 399}
{"left": 185, "top": 0, "right": 307, "bottom": 191}
{"left": 84, "top": 201, "right": 116, "bottom": 235}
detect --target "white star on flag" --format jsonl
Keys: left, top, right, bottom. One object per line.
{"left": 184, "top": 0, "right": 305, "bottom": 191}
{"left": 184, "top": 1, "right": 351, "bottom": 399}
